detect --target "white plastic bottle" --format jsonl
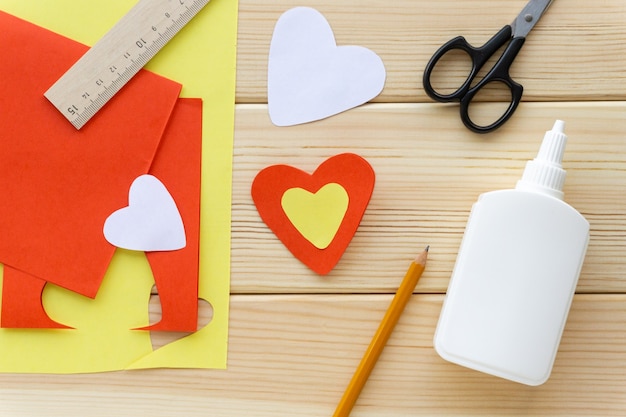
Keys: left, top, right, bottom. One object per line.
{"left": 434, "top": 120, "right": 589, "bottom": 386}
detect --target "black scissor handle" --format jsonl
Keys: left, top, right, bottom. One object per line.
{"left": 423, "top": 25, "right": 513, "bottom": 102}
{"left": 460, "top": 37, "right": 525, "bottom": 133}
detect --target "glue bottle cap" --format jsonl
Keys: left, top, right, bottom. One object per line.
{"left": 515, "top": 120, "right": 568, "bottom": 200}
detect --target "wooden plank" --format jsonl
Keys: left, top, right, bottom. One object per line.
{"left": 1, "top": 294, "right": 625, "bottom": 416}
{"left": 236, "top": 0, "right": 626, "bottom": 103}
{"left": 231, "top": 102, "right": 626, "bottom": 294}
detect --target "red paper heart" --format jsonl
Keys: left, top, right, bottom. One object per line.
{"left": 251, "top": 153, "right": 375, "bottom": 274}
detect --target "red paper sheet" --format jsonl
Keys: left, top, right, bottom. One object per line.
{"left": 144, "top": 97, "right": 203, "bottom": 332}
{"left": 0, "top": 11, "right": 200, "bottom": 330}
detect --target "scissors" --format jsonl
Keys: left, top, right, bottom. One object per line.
{"left": 422, "top": 0, "right": 554, "bottom": 133}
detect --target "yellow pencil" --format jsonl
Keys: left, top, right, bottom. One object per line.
{"left": 332, "top": 246, "right": 429, "bottom": 417}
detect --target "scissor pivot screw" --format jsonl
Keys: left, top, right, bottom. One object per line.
{"left": 524, "top": 14, "right": 534, "bottom": 22}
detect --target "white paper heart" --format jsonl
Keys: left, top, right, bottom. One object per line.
{"left": 268, "top": 7, "right": 386, "bottom": 126}
{"left": 103, "top": 174, "right": 186, "bottom": 251}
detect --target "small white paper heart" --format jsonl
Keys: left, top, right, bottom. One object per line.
{"left": 268, "top": 7, "right": 386, "bottom": 126}
{"left": 103, "top": 174, "right": 186, "bottom": 251}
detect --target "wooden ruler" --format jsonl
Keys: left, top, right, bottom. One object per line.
{"left": 44, "top": 0, "right": 210, "bottom": 130}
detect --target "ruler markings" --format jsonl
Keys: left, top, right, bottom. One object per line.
{"left": 44, "top": 0, "right": 210, "bottom": 129}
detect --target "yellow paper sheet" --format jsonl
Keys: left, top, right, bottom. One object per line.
{"left": 0, "top": 0, "right": 237, "bottom": 372}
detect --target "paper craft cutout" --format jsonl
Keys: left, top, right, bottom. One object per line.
{"left": 1, "top": 268, "right": 71, "bottom": 329}
{"left": 281, "top": 183, "right": 349, "bottom": 249}
{"left": 0, "top": 10, "right": 181, "bottom": 329}
{"left": 0, "top": 0, "right": 238, "bottom": 372}
{"left": 104, "top": 175, "right": 187, "bottom": 252}
{"left": 252, "top": 153, "right": 375, "bottom": 274}
{"left": 142, "top": 97, "right": 202, "bottom": 333}
{"left": 0, "top": 97, "right": 203, "bottom": 371}
{"left": 268, "top": 7, "right": 386, "bottom": 126}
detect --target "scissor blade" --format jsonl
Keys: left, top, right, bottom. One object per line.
{"left": 511, "top": 0, "right": 554, "bottom": 38}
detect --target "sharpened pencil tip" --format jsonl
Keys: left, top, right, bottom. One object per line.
{"left": 415, "top": 246, "right": 429, "bottom": 265}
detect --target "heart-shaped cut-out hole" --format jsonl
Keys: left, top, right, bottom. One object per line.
{"left": 281, "top": 183, "right": 349, "bottom": 249}
{"left": 103, "top": 174, "right": 186, "bottom": 251}
{"left": 268, "top": 7, "right": 386, "bottom": 126}
{"left": 252, "top": 153, "right": 375, "bottom": 274}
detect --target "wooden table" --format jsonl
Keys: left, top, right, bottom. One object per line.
{"left": 2, "top": 1, "right": 625, "bottom": 415}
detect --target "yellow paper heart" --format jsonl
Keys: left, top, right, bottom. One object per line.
{"left": 281, "top": 183, "right": 349, "bottom": 249}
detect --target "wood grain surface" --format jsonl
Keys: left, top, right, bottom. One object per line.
{"left": 3, "top": 295, "right": 626, "bottom": 416}
{"left": 232, "top": 102, "right": 626, "bottom": 295}
{"left": 236, "top": 0, "right": 626, "bottom": 103}
{"left": 1, "top": 1, "right": 625, "bottom": 416}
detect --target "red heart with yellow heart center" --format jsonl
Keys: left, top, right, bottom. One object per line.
{"left": 251, "top": 153, "right": 375, "bottom": 274}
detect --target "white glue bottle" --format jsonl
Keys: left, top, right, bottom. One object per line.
{"left": 434, "top": 120, "right": 589, "bottom": 386}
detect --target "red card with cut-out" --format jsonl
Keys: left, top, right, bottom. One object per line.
{"left": 0, "top": 11, "right": 203, "bottom": 330}
{"left": 251, "top": 153, "right": 375, "bottom": 274}
{"left": 143, "top": 97, "right": 203, "bottom": 332}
